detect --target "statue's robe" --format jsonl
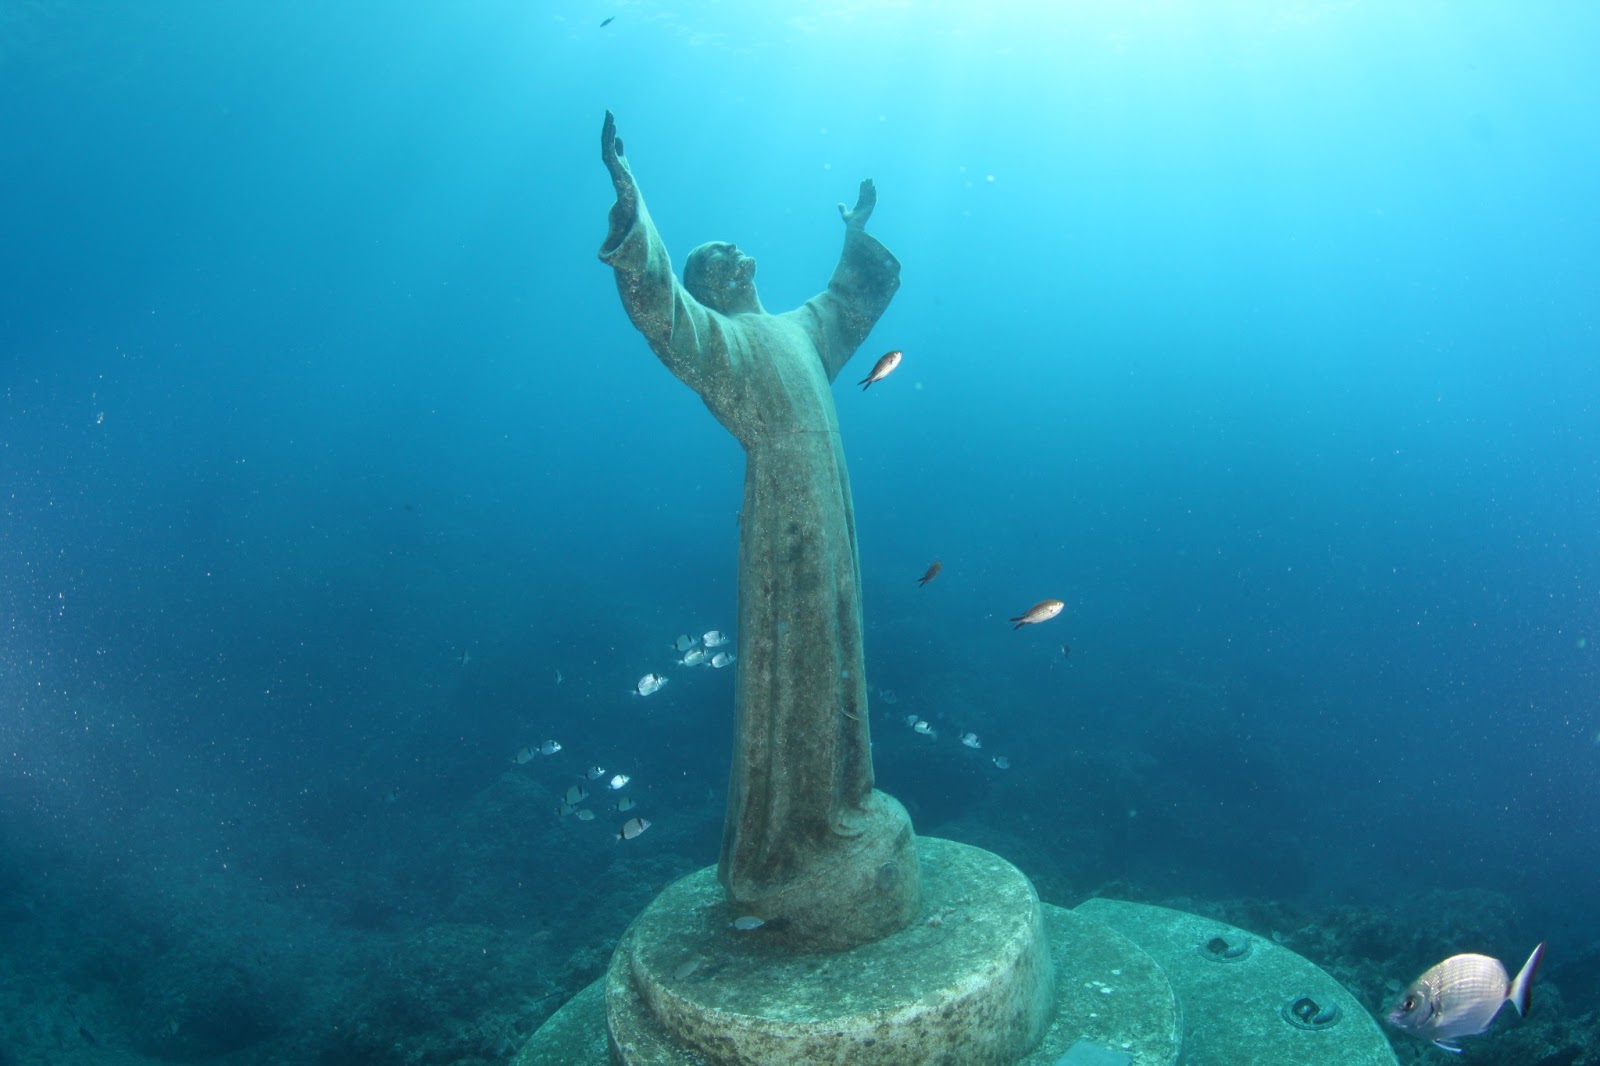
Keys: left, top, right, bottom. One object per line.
{"left": 601, "top": 193, "right": 919, "bottom": 946}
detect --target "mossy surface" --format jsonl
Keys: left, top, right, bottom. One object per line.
{"left": 609, "top": 837, "right": 1053, "bottom": 1065}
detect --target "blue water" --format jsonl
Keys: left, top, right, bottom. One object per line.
{"left": 4, "top": 3, "right": 1598, "bottom": 1062}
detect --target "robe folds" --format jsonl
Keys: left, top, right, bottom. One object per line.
{"left": 600, "top": 194, "right": 917, "bottom": 936}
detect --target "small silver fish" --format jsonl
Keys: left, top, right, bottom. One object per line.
{"left": 618, "top": 816, "right": 651, "bottom": 841}
{"left": 636, "top": 673, "right": 668, "bottom": 696}
{"left": 917, "top": 559, "right": 942, "bottom": 586}
{"left": 1009, "top": 599, "right": 1064, "bottom": 630}
{"left": 616, "top": 796, "right": 637, "bottom": 812}
{"left": 538, "top": 739, "right": 562, "bottom": 755}
{"left": 673, "top": 634, "right": 700, "bottom": 653}
{"left": 679, "top": 648, "right": 708, "bottom": 667}
{"left": 585, "top": 765, "right": 607, "bottom": 781}
{"left": 904, "top": 713, "right": 919, "bottom": 727}
{"left": 702, "top": 630, "right": 729, "bottom": 648}
{"left": 960, "top": 732, "right": 981, "bottom": 750}
{"left": 912, "top": 720, "right": 936, "bottom": 738}
{"left": 731, "top": 916, "right": 765, "bottom": 931}
{"left": 574, "top": 809, "right": 596, "bottom": 822}
{"left": 1387, "top": 943, "right": 1545, "bottom": 1052}
{"left": 563, "top": 784, "right": 589, "bottom": 806}
{"left": 857, "top": 348, "right": 903, "bottom": 390}
{"left": 511, "top": 746, "right": 536, "bottom": 765}
{"left": 710, "top": 652, "right": 735, "bottom": 669}
{"left": 992, "top": 755, "right": 1011, "bottom": 770}
{"left": 555, "top": 800, "right": 578, "bottom": 818}
{"left": 608, "top": 773, "right": 630, "bottom": 791}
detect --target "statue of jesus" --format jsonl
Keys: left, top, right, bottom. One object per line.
{"left": 598, "top": 112, "right": 920, "bottom": 949}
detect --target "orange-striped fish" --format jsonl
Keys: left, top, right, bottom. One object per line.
{"left": 1009, "top": 599, "right": 1064, "bottom": 630}
{"left": 857, "top": 349, "right": 903, "bottom": 390}
{"left": 917, "top": 560, "right": 942, "bottom": 586}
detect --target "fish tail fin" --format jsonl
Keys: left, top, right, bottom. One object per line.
{"left": 858, "top": 378, "right": 872, "bottom": 390}
{"left": 1010, "top": 619, "right": 1025, "bottom": 630}
{"left": 1508, "top": 941, "right": 1545, "bottom": 1016}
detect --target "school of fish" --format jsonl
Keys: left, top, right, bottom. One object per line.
{"left": 499, "top": 625, "right": 736, "bottom": 846}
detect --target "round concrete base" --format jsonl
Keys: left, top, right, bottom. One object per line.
{"left": 605, "top": 837, "right": 1055, "bottom": 1065}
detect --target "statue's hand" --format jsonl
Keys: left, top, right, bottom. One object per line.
{"left": 838, "top": 179, "right": 876, "bottom": 231}
{"left": 601, "top": 110, "right": 637, "bottom": 214}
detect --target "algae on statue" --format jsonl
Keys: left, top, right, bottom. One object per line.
{"left": 597, "top": 111, "right": 919, "bottom": 949}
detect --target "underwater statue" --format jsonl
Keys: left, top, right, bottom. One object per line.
{"left": 598, "top": 111, "right": 919, "bottom": 948}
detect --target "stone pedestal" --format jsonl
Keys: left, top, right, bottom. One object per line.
{"left": 606, "top": 837, "right": 1053, "bottom": 1066}
{"left": 513, "top": 851, "right": 1406, "bottom": 1065}
{"left": 720, "top": 790, "right": 920, "bottom": 952}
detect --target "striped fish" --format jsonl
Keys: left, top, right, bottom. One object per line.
{"left": 1387, "top": 942, "right": 1545, "bottom": 1052}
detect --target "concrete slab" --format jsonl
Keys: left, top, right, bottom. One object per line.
{"left": 1019, "top": 904, "right": 1179, "bottom": 1066}
{"left": 1073, "top": 899, "right": 1398, "bottom": 1066}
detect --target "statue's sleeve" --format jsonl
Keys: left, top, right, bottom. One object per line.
{"left": 598, "top": 193, "right": 730, "bottom": 397}
{"left": 792, "top": 228, "right": 901, "bottom": 384}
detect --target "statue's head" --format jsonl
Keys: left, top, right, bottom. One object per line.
{"left": 684, "top": 242, "right": 764, "bottom": 315}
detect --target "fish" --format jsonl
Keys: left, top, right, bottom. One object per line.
{"left": 904, "top": 713, "right": 919, "bottom": 727}
{"left": 702, "top": 630, "right": 729, "bottom": 647}
{"left": 563, "top": 784, "right": 589, "bottom": 806}
{"left": 575, "top": 809, "right": 596, "bottom": 822}
{"left": 912, "top": 720, "right": 936, "bottom": 738}
{"left": 960, "top": 732, "right": 981, "bottom": 749}
{"left": 731, "top": 916, "right": 765, "bottom": 931}
{"left": 1060, "top": 644, "right": 1071, "bottom": 659}
{"left": 600, "top": 16, "right": 614, "bottom": 27}
{"left": 538, "top": 739, "right": 562, "bottom": 755}
{"left": 679, "top": 648, "right": 708, "bottom": 667}
{"left": 511, "top": 746, "right": 537, "bottom": 765}
{"left": 673, "top": 634, "right": 698, "bottom": 653}
{"left": 710, "top": 652, "right": 735, "bottom": 669}
{"left": 1009, "top": 599, "right": 1065, "bottom": 630}
{"left": 1387, "top": 943, "right": 1545, "bottom": 1052}
{"left": 608, "top": 773, "right": 631, "bottom": 791}
{"left": 585, "top": 766, "right": 607, "bottom": 781}
{"left": 618, "top": 816, "right": 652, "bottom": 841}
{"left": 636, "top": 673, "right": 668, "bottom": 696}
{"left": 917, "top": 560, "right": 942, "bottom": 586}
{"left": 554, "top": 800, "right": 578, "bottom": 818}
{"left": 857, "top": 349, "right": 903, "bottom": 390}
{"left": 992, "top": 756, "right": 1011, "bottom": 770}
{"left": 616, "top": 796, "right": 637, "bottom": 812}
{"left": 555, "top": 668, "right": 564, "bottom": 685}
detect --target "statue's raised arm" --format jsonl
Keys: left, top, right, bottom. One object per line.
{"left": 600, "top": 110, "right": 637, "bottom": 237}
{"left": 597, "top": 111, "right": 735, "bottom": 410}
{"left": 792, "top": 177, "right": 901, "bottom": 384}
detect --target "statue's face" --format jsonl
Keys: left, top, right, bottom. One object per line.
{"left": 685, "top": 242, "right": 761, "bottom": 314}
